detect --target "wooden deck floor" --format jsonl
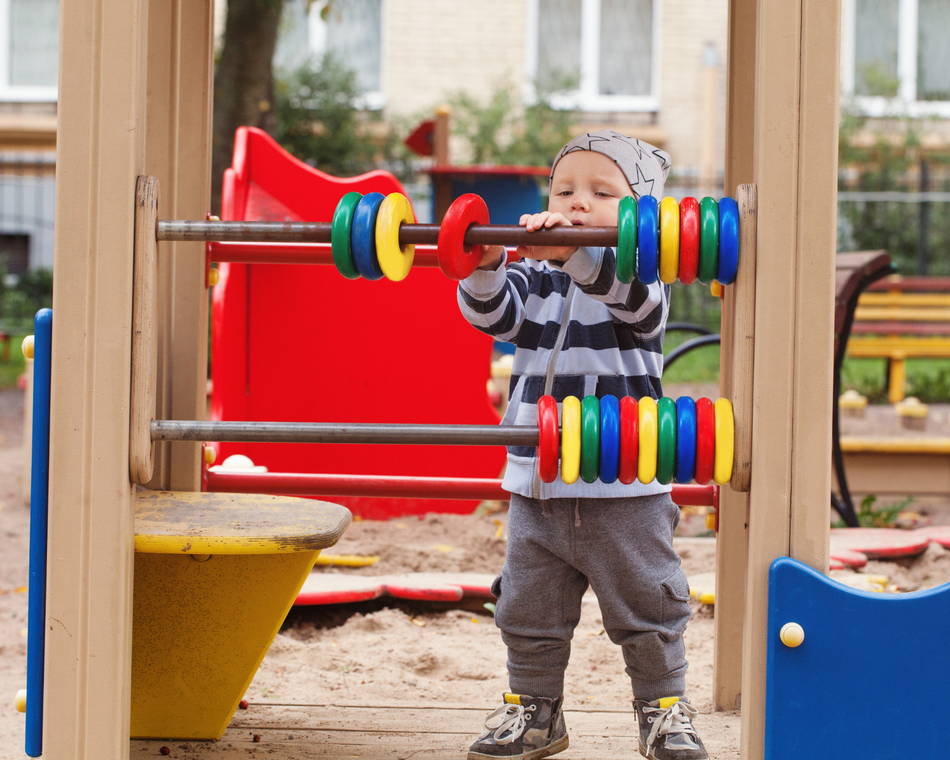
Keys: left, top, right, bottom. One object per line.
{"left": 130, "top": 701, "right": 741, "bottom": 758}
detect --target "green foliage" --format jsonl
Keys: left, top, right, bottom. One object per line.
{"left": 447, "top": 76, "right": 579, "bottom": 167}
{"left": 855, "top": 61, "right": 900, "bottom": 98}
{"left": 662, "top": 329, "right": 720, "bottom": 385}
{"left": 0, "top": 267, "right": 53, "bottom": 331}
{"left": 833, "top": 494, "right": 913, "bottom": 529}
{"left": 275, "top": 53, "right": 405, "bottom": 177}
{"left": 841, "top": 357, "right": 950, "bottom": 403}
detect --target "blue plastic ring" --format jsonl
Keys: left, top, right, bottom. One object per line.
{"left": 637, "top": 195, "right": 659, "bottom": 284}
{"left": 599, "top": 395, "right": 620, "bottom": 484}
{"left": 718, "top": 197, "right": 739, "bottom": 285}
{"left": 675, "top": 396, "right": 698, "bottom": 484}
{"left": 351, "top": 193, "right": 386, "bottom": 281}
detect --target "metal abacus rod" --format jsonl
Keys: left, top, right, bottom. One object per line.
{"left": 157, "top": 219, "right": 619, "bottom": 247}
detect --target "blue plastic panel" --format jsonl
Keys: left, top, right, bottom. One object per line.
{"left": 766, "top": 557, "right": 950, "bottom": 760}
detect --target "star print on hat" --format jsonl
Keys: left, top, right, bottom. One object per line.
{"left": 550, "top": 129, "right": 672, "bottom": 200}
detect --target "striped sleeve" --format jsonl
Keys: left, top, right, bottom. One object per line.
{"left": 457, "top": 256, "right": 530, "bottom": 344}
{"left": 560, "top": 246, "right": 668, "bottom": 338}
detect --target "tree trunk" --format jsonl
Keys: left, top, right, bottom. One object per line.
{"left": 211, "top": 0, "right": 284, "bottom": 215}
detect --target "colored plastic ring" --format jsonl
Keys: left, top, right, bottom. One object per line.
{"left": 659, "top": 197, "right": 680, "bottom": 285}
{"left": 351, "top": 193, "right": 386, "bottom": 280}
{"left": 438, "top": 193, "right": 490, "bottom": 280}
{"left": 581, "top": 395, "right": 601, "bottom": 484}
{"left": 331, "top": 191, "right": 363, "bottom": 280}
{"left": 675, "top": 397, "right": 698, "bottom": 484}
{"left": 698, "top": 197, "right": 719, "bottom": 285}
{"left": 694, "top": 397, "right": 716, "bottom": 485}
{"left": 637, "top": 195, "right": 659, "bottom": 285}
{"left": 679, "top": 197, "right": 700, "bottom": 285}
{"left": 656, "top": 397, "right": 677, "bottom": 486}
{"left": 618, "top": 396, "right": 639, "bottom": 485}
{"left": 718, "top": 196, "right": 739, "bottom": 285}
{"left": 599, "top": 395, "right": 620, "bottom": 484}
{"left": 714, "top": 398, "right": 735, "bottom": 485}
{"left": 617, "top": 196, "right": 638, "bottom": 284}
{"left": 638, "top": 397, "right": 658, "bottom": 484}
{"left": 561, "top": 396, "right": 582, "bottom": 485}
{"left": 537, "top": 395, "right": 559, "bottom": 484}
{"left": 376, "top": 193, "right": 416, "bottom": 281}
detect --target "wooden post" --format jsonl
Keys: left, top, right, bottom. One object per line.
{"left": 144, "top": 0, "right": 214, "bottom": 491}
{"left": 714, "top": 0, "right": 756, "bottom": 712}
{"left": 739, "top": 0, "right": 839, "bottom": 757}
{"left": 45, "top": 2, "right": 214, "bottom": 756}
{"left": 433, "top": 104, "right": 453, "bottom": 223}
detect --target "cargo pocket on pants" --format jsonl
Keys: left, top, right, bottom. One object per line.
{"left": 491, "top": 573, "right": 503, "bottom": 600}
{"left": 660, "top": 570, "right": 692, "bottom": 635}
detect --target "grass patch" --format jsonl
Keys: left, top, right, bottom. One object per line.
{"left": 663, "top": 330, "right": 721, "bottom": 385}
{"left": 0, "top": 335, "right": 27, "bottom": 388}
{"left": 841, "top": 356, "right": 950, "bottom": 403}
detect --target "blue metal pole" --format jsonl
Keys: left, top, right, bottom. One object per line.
{"left": 26, "top": 308, "right": 52, "bottom": 757}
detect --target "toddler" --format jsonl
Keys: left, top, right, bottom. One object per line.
{"left": 458, "top": 130, "right": 707, "bottom": 760}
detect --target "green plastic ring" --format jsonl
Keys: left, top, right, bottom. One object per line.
{"left": 581, "top": 395, "right": 601, "bottom": 484}
{"left": 656, "top": 397, "right": 677, "bottom": 486}
{"left": 698, "top": 197, "right": 719, "bottom": 285}
{"left": 331, "top": 191, "right": 363, "bottom": 280}
{"left": 617, "top": 196, "right": 638, "bottom": 284}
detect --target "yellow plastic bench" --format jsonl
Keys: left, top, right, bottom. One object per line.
{"left": 131, "top": 490, "right": 351, "bottom": 740}
{"left": 848, "top": 275, "right": 950, "bottom": 403}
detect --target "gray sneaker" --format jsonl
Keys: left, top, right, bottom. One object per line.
{"left": 633, "top": 697, "right": 708, "bottom": 760}
{"left": 467, "top": 693, "right": 569, "bottom": 760}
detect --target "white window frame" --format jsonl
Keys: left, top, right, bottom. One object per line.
{"left": 525, "top": 0, "right": 661, "bottom": 113}
{"left": 307, "top": 0, "right": 386, "bottom": 111}
{"left": 841, "top": 0, "right": 950, "bottom": 118}
{"left": 0, "top": 0, "right": 58, "bottom": 103}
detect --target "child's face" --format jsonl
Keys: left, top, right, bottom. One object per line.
{"left": 548, "top": 151, "right": 633, "bottom": 227}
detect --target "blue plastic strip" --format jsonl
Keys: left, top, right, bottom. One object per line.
{"left": 674, "top": 396, "right": 697, "bottom": 484}
{"left": 350, "top": 193, "right": 386, "bottom": 280}
{"left": 718, "top": 197, "right": 739, "bottom": 285}
{"left": 26, "top": 308, "right": 52, "bottom": 758}
{"left": 599, "top": 395, "right": 620, "bottom": 484}
{"left": 636, "top": 195, "right": 659, "bottom": 284}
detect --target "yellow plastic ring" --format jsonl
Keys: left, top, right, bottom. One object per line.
{"left": 561, "top": 396, "right": 581, "bottom": 485}
{"left": 638, "top": 397, "right": 658, "bottom": 484}
{"left": 376, "top": 193, "right": 415, "bottom": 281}
{"left": 659, "top": 197, "right": 680, "bottom": 284}
{"left": 714, "top": 397, "right": 735, "bottom": 485}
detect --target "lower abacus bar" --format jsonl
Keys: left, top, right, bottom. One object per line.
{"left": 152, "top": 420, "right": 541, "bottom": 446}
{"left": 204, "top": 470, "right": 718, "bottom": 507}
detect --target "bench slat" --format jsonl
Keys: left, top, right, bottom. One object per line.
{"left": 851, "top": 321, "right": 950, "bottom": 336}
{"left": 854, "top": 306, "right": 950, "bottom": 322}
{"left": 847, "top": 336, "right": 950, "bottom": 358}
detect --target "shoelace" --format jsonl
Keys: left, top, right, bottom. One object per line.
{"left": 477, "top": 703, "right": 536, "bottom": 745}
{"left": 643, "top": 700, "right": 699, "bottom": 754}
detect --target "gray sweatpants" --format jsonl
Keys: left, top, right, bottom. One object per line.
{"left": 493, "top": 493, "right": 691, "bottom": 702}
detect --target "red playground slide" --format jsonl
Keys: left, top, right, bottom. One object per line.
{"left": 210, "top": 127, "right": 506, "bottom": 519}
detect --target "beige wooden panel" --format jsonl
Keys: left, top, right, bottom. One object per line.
{"left": 145, "top": 0, "right": 214, "bottom": 491}
{"left": 834, "top": 450, "right": 950, "bottom": 495}
{"left": 45, "top": 0, "right": 149, "bottom": 757}
{"left": 740, "top": 0, "right": 839, "bottom": 757}
{"left": 714, "top": 0, "right": 757, "bottom": 713}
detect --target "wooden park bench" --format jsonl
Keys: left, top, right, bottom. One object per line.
{"left": 847, "top": 274, "right": 950, "bottom": 403}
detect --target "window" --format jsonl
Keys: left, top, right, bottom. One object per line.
{"left": 308, "top": 0, "right": 385, "bottom": 110}
{"left": 841, "top": 0, "right": 950, "bottom": 115}
{"left": 526, "top": 0, "right": 660, "bottom": 112}
{"left": 0, "top": 0, "right": 59, "bottom": 102}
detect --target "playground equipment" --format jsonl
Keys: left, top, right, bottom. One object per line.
{"left": 31, "top": 2, "right": 903, "bottom": 759}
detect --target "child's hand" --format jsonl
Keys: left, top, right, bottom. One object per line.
{"left": 517, "top": 212, "right": 578, "bottom": 263}
{"left": 476, "top": 245, "right": 506, "bottom": 271}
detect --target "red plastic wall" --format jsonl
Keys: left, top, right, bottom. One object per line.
{"left": 210, "top": 128, "right": 506, "bottom": 519}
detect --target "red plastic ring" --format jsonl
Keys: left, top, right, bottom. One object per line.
{"left": 679, "top": 197, "right": 700, "bottom": 285}
{"left": 618, "top": 396, "right": 639, "bottom": 485}
{"left": 694, "top": 397, "right": 716, "bottom": 485}
{"left": 438, "top": 194, "right": 491, "bottom": 280}
{"left": 537, "top": 395, "right": 559, "bottom": 483}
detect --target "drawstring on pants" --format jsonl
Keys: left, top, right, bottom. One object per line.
{"left": 574, "top": 499, "right": 581, "bottom": 528}
{"left": 542, "top": 499, "right": 552, "bottom": 517}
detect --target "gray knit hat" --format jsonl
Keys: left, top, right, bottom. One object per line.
{"left": 550, "top": 129, "right": 672, "bottom": 200}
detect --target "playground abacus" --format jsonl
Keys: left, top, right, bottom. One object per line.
{"left": 144, "top": 186, "right": 742, "bottom": 494}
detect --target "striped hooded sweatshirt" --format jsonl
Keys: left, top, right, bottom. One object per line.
{"left": 458, "top": 246, "right": 671, "bottom": 500}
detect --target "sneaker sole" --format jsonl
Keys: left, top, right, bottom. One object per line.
{"left": 467, "top": 734, "right": 570, "bottom": 760}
